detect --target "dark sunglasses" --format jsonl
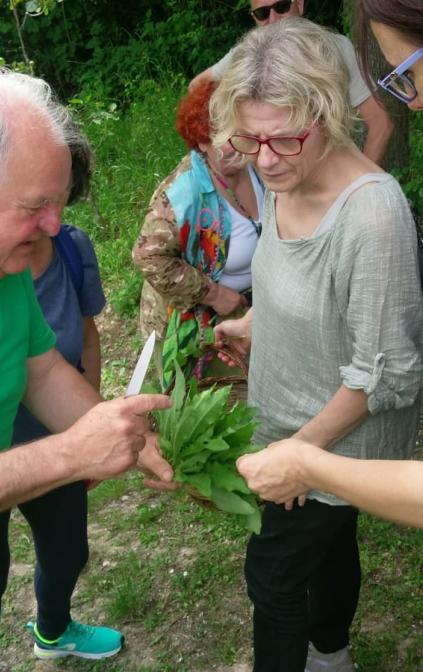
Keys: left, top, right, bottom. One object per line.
{"left": 251, "top": 0, "right": 294, "bottom": 22}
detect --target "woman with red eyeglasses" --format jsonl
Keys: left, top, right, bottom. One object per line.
{"left": 211, "top": 16, "right": 423, "bottom": 672}
{"left": 221, "top": 6, "right": 423, "bottom": 538}
{"left": 230, "top": 5, "right": 423, "bottom": 520}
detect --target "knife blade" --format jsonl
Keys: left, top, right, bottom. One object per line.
{"left": 125, "top": 330, "right": 156, "bottom": 397}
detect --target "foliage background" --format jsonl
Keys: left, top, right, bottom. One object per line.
{"left": 2, "top": 0, "right": 343, "bottom": 100}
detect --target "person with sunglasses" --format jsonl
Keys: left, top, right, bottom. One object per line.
{"left": 210, "top": 17, "right": 423, "bottom": 672}
{"left": 189, "top": 0, "right": 393, "bottom": 165}
{"left": 229, "top": 2, "right": 423, "bottom": 532}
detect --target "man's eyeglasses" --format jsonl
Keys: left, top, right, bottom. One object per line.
{"left": 250, "top": 0, "right": 294, "bottom": 22}
{"left": 378, "top": 46, "right": 423, "bottom": 104}
{"left": 229, "top": 131, "right": 311, "bottom": 157}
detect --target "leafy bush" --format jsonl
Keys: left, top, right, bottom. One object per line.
{"left": 1, "top": 0, "right": 344, "bottom": 102}
{"left": 0, "top": 1, "right": 250, "bottom": 100}
{"left": 395, "top": 114, "right": 423, "bottom": 215}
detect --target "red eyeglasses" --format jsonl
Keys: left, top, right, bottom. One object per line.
{"left": 229, "top": 130, "right": 311, "bottom": 157}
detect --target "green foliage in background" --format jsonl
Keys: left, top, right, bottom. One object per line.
{"left": 394, "top": 114, "right": 423, "bottom": 214}
{"left": 1, "top": 0, "right": 343, "bottom": 102}
{"left": 0, "top": 1, "right": 250, "bottom": 100}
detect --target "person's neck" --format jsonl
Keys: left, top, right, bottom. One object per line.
{"left": 285, "top": 145, "right": 379, "bottom": 204}
{"left": 207, "top": 161, "right": 249, "bottom": 191}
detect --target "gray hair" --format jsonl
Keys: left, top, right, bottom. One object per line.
{"left": 0, "top": 70, "right": 81, "bottom": 179}
{"left": 210, "top": 18, "right": 355, "bottom": 153}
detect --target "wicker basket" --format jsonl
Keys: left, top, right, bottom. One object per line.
{"left": 197, "top": 343, "right": 249, "bottom": 405}
{"left": 185, "top": 485, "right": 216, "bottom": 509}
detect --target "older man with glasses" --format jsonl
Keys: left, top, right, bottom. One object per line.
{"left": 190, "top": 0, "right": 393, "bottom": 165}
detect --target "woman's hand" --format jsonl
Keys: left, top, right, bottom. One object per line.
{"left": 214, "top": 312, "right": 252, "bottom": 367}
{"left": 236, "top": 439, "right": 311, "bottom": 507}
{"left": 204, "top": 282, "right": 247, "bottom": 316}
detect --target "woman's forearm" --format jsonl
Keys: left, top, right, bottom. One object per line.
{"left": 237, "top": 438, "right": 423, "bottom": 528}
{"left": 294, "top": 385, "right": 369, "bottom": 449}
{"left": 300, "top": 447, "right": 423, "bottom": 528}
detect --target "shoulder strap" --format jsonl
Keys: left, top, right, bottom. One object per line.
{"left": 313, "top": 173, "right": 390, "bottom": 238}
{"left": 53, "top": 224, "right": 84, "bottom": 296}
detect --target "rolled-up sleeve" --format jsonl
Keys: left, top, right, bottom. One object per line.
{"left": 336, "top": 180, "right": 423, "bottom": 414}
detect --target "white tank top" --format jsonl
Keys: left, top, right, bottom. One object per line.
{"left": 219, "top": 164, "right": 264, "bottom": 292}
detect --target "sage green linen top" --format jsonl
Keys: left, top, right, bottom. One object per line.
{"left": 249, "top": 174, "right": 423, "bottom": 505}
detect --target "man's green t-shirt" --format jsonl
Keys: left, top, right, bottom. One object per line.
{"left": 0, "top": 269, "right": 56, "bottom": 450}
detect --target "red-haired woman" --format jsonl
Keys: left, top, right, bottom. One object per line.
{"left": 132, "top": 81, "right": 264, "bottom": 385}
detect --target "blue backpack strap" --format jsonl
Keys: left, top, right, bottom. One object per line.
{"left": 53, "top": 224, "right": 84, "bottom": 296}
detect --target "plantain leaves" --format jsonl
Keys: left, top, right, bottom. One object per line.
{"left": 154, "top": 361, "right": 262, "bottom": 534}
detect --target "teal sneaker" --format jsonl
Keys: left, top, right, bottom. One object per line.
{"left": 26, "top": 620, "right": 124, "bottom": 660}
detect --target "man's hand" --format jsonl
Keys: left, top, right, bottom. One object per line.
{"left": 236, "top": 439, "right": 311, "bottom": 506}
{"left": 64, "top": 394, "right": 171, "bottom": 481}
{"left": 137, "top": 433, "right": 178, "bottom": 491}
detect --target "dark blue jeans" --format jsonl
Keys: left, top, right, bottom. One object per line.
{"left": 0, "top": 481, "right": 88, "bottom": 639}
{"left": 246, "top": 499, "right": 360, "bottom": 672}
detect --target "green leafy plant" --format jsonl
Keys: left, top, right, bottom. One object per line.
{"left": 154, "top": 362, "right": 262, "bottom": 534}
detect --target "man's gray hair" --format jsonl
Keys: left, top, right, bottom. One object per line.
{"left": 0, "top": 70, "right": 79, "bottom": 174}
{"left": 210, "top": 18, "right": 355, "bottom": 153}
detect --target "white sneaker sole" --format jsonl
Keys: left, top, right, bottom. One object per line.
{"left": 34, "top": 642, "right": 122, "bottom": 660}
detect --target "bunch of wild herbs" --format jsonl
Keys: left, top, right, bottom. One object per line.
{"left": 154, "top": 363, "right": 262, "bottom": 534}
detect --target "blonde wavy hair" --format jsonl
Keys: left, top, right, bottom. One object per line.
{"left": 210, "top": 18, "right": 355, "bottom": 154}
